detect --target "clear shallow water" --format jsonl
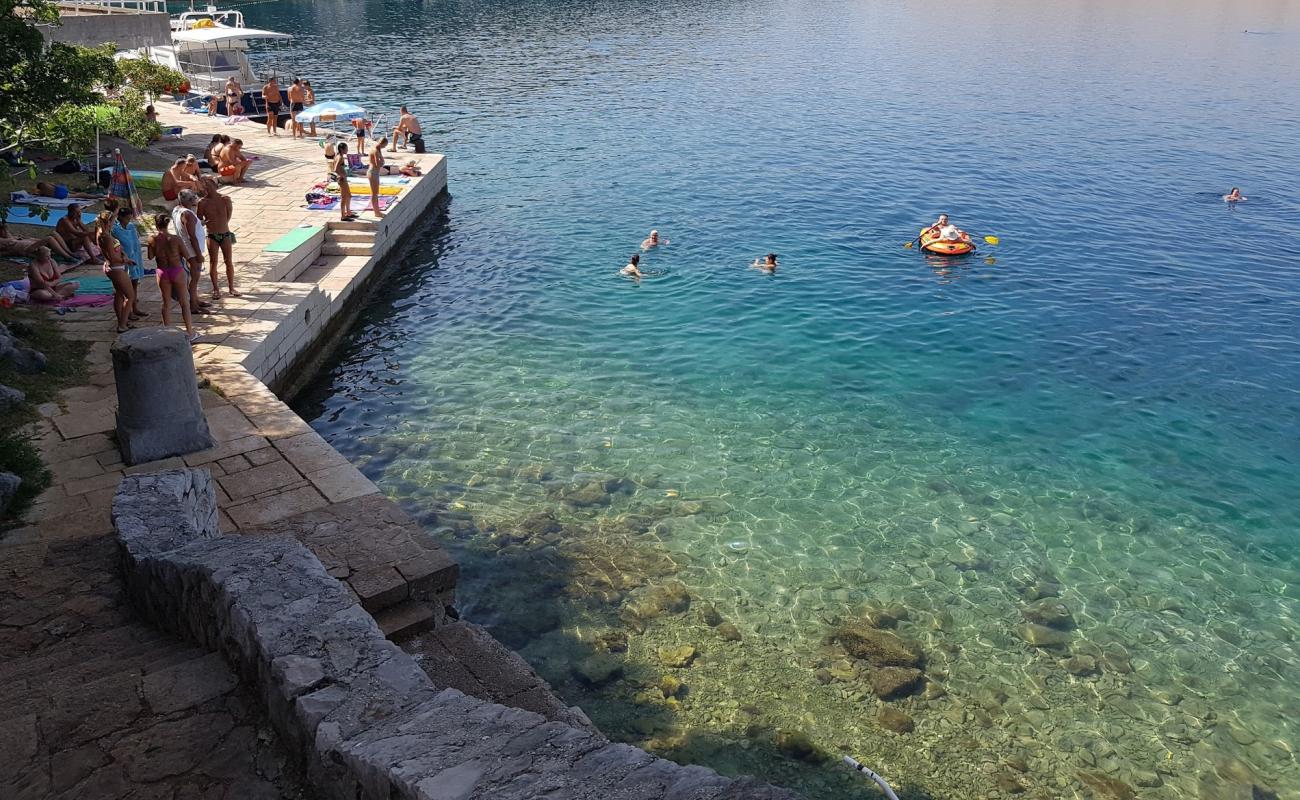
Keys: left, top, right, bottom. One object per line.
{"left": 256, "top": 0, "right": 1300, "bottom": 796}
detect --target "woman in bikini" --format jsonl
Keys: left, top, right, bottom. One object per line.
{"left": 94, "top": 211, "right": 137, "bottom": 334}
{"left": 148, "top": 214, "right": 196, "bottom": 341}
{"left": 368, "top": 137, "right": 388, "bottom": 217}
{"left": 333, "top": 142, "right": 355, "bottom": 221}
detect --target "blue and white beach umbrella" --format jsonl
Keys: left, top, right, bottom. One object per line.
{"left": 295, "top": 101, "right": 367, "bottom": 124}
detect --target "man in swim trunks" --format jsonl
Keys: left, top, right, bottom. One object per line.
{"left": 162, "top": 158, "right": 201, "bottom": 202}
{"left": 55, "top": 204, "right": 98, "bottom": 260}
{"left": 198, "top": 177, "right": 240, "bottom": 298}
{"left": 262, "top": 77, "right": 282, "bottom": 136}
{"left": 218, "top": 139, "right": 251, "bottom": 183}
{"left": 288, "top": 78, "right": 306, "bottom": 139}
{"left": 390, "top": 106, "right": 424, "bottom": 152}
{"left": 0, "top": 223, "right": 83, "bottom": 262}
{"left": 27, "top": 246, "right": 78, "bottom": 303}
{"left": 148, "top": 214, "right": 196, "bottom": 341}
{"left": 641, "top": 229, "right": 669, "bottom": 250}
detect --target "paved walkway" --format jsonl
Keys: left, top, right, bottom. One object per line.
{"left": 1, "top": 108, "right": 449, "bottom": 799}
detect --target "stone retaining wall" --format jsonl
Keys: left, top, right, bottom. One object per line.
{"left": 112, "top": 468, "right": 802, "bottom": 800}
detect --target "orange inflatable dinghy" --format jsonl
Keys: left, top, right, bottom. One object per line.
{"left": 919, "top": 228, "right": 975, "bottom": 256}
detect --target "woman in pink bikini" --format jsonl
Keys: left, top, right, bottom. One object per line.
{"left": 93, "top": 211, "right": 137, "bottom": 334}
{"left": 148, "top": 214, "right": 197, "bottom": 342}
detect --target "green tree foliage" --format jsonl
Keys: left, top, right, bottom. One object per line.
{"left": 0, "top": 2, "right": 182, "bottom": 211}
{"left": 117, "top": 56, "right": 187, "bottom": 96}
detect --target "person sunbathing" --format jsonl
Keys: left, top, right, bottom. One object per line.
{"left": 34, "top": 181, "right": 99, "bottom": 200}
{"left": 55, "top": 204, "right": 99, "bottom": 259}
{"left": 0, "top": 223, "right": 83, "bottom": 262}
{"left": 27, "top": 246, "right": 77, "bottom": 302}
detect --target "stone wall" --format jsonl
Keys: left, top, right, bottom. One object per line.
{"left": 42, "top": 7, "right": 173, "bottom": 51}
{"left": 112, "top": 468, "right": 802, "bottom": 800}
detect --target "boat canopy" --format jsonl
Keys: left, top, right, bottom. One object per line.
{"left": 172, "top": 27, "right": 293, "bottom": 47}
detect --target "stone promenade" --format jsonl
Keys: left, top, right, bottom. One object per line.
{"left": 2, "top": 107, "right": 450, "bottom": 799}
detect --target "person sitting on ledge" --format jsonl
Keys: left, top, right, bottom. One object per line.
{"left": 27, "top": 246, "right": 78, "bottom": 302}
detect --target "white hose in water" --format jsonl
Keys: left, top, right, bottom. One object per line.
{"left": 842, "top": 755, "right": 901, "bottom": 800}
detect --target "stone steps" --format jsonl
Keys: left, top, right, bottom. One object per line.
{"left": 321, "top": 242, "right": 374, "bottom": 257}
{"left": 375, "top": 599, "right": 435, "bottom": 640}
{"left": 325, "top": 219, "right": 379, "bottom": 232}
{"left": 329, "top": 230, "right": 376, "bottom": 244}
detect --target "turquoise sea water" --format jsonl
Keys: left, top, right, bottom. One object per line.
{"left": 256, "top": 0, "right": 1300, "bottom": 796}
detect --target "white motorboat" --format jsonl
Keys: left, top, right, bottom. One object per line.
{"left": 125, "top": 6, "right": 292, "bottom": 118}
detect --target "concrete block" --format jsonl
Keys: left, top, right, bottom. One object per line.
{"left": 112, "top": 328, "right": 214, "bottom": 465}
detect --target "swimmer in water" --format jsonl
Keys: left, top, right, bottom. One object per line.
{"left": 641, "top": 229, "right": 669, "bottom": 250}
{"left": 1224, "top": 187, "right": 1247, "bottom": 202}
{"left": 621, "top": 253, "right": 643, "bottom": 280}
{"left": 750, "top": 253, "right": 778, "bottom": 273}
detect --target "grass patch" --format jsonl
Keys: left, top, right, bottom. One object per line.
{"left": 0, "top": 305, "right": 90, "bottom": 526}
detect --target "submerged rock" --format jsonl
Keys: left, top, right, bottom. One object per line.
{"left": 1014, "top": 623, "right": 1072, "bottom": 649}
{"left": 657, "top": 645, "right": 697, "bottom": 668}
{"left": 1062, "top": 654, "right": 1099, "bottom": 676}
{"left": 573, "top": 654, "right": 624, "bottom": 687}
{"left": 1077, "top": 771, "right": 1136, "bottom": 800}
{"left": 698, "top": 603, "right": 724, "bottom": 627}
{"left": 715, "top": 622, "right": 742, "bottom": 642}
{"left": 832, "top": 623, "right": 924, "bottom": 667}
{"left": 776, "top": 729, "right": 826, "bottom": 762}
{"left": 1022, "top": 599, "right": 1076, "bottom": 630}
{"left": 659, "top": 675, "right": 685, "bottom": 698}
{"left": 622, "top": 581, "right": 692, "bottom": 626}
{"left": 994, "top": 771, "right": 1026, "bottom": 794}
{"left": 516, "top": 511, "right": 562, "bottom": 538}
{"left": 878, "top": 707, "right": 915, "bottom": 734}
{"left": 861, "top": 603, "right": 908, "bottom": 629}
{"left": 871, "top": 666, "right": 923, "bottom": 700}
{"left": 595, "top": 630, "right": 628, "bottom": 653}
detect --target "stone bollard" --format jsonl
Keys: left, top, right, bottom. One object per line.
{"left": 112, "top": 328, "right": 213, "bottom": 465}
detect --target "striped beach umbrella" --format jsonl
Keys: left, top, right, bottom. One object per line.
{"left": 109, "top": 148, "right": 144, "bottom": 219}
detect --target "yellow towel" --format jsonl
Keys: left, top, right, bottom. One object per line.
{"left": 330, "top": 182, "right": 403, "bottom": 196}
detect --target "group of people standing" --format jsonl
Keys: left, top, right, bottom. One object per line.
{"left": 34, "top": 176, "right": 241, "bottom": 339}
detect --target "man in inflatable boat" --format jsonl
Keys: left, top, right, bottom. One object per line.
{"left": 927, "top": 214, "right": 971, "bottom": 244}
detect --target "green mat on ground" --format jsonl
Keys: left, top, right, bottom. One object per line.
{"left": 265, "top": 225, "right": 323, "bottom": 253}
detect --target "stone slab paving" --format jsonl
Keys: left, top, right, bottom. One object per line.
{"left": 0, "top": 105, "right": 449, "bottom": 799}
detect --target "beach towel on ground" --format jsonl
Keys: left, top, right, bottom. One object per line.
{"left": 9, "top": 191, "right": 85, "bottom": 208}
{"left": 306, "top": 196, "right": 393, "bottom": 212}
{"left": 1, "top": 278, "right": 112, "bottom": 307}
{"left": 2, "top": 208, "right": 100, "bottom": 228}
